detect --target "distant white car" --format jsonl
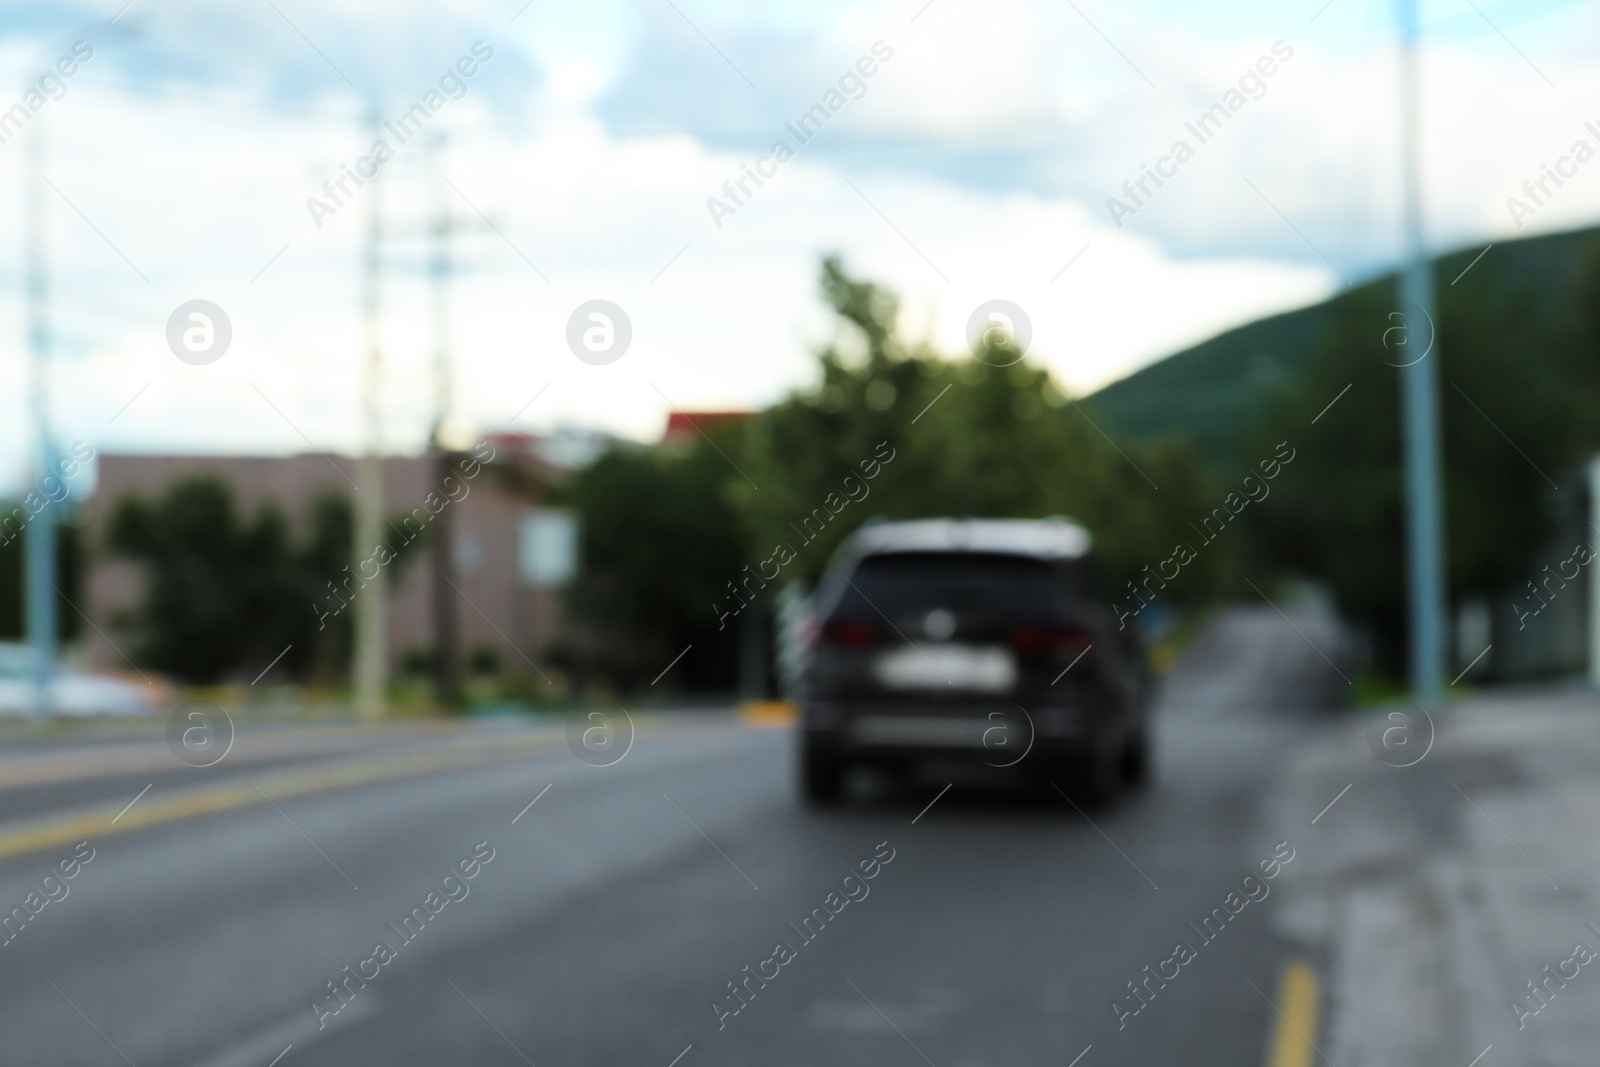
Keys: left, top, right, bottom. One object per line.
{"left": 0, "top": 643, "right": 165, "bottom": 717}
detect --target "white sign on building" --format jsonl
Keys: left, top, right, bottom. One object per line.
{"left": 518, "top": 509, "right": 579, "bottom": 588}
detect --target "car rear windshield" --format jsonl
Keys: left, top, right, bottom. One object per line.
{"left": 830, "top": 551, "right": 1065, "bottom": 618}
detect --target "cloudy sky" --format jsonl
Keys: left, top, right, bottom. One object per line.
{"left": 0, "top": 0, "right": 1594, "bottom": 491}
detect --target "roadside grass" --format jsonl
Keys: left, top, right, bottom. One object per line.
{"left": 1349, "top": 672, "right": 1410, "bottom": 708}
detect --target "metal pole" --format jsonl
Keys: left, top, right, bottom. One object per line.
{"left": 427, "top": 132, "right": 460, "bottom": 709}
{"left": 353, "top": 108, "right": 388, "bottom": 719}
{"left": 1397, "top": 0, "right": 1447, "bottom": 706}
{"left": 24, "top": 124, "right": 57, "bottom": 720}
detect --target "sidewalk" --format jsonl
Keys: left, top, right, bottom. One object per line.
{"left": 1265, "top": 685, "right": 1600, "bottom": 1067}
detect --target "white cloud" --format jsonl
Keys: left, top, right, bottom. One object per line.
{"left": 0, "top": 80, "right": 1330, "bottom": 493}
{"left": 1, "top": 0, "right": 1599, "bottom": 494}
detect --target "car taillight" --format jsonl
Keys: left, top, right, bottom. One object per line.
{"left": 819, "top": 621, "right": 878, "bottom": 648}
{"left": 1008, "top": 626, "right": 1092, "bottom": 656}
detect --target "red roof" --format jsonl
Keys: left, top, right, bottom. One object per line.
{"left": 661, "top": 411, "right": 754, "bottom": 445}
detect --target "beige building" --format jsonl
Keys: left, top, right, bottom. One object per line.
{"left": 82, "top": 436, "right": 570, "bottom": 683}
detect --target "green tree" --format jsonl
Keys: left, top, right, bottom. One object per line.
{"left": 559, "top": 441, "right": 747, "bottom": 691}
{"left": 103, "top": 480, "right": 413, "bottom": 684}
{"left": 1247, "top": 244, "right": 1600, "bottom": 675}
{"left": 563, "top": 257, "right": 1227, "bottom": 694}
{"left": 294, "top": 492, "right": 357, "bottom": 684}
{"left": 107, "top": 478, "right": 299, "bottom": 682}
{"left": 737, "top": 257, "right": 1222, "bottom": 598}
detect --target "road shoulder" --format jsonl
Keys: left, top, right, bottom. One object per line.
{"left": 1263, "top": 686, "right": 1600, "bottom": 1067}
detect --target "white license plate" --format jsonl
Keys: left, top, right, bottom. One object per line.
{"left": 873, "top": 644, "right": 1017, "bottom": 692}
{"left": 852, "top": 717, "right": 991, "bottom": 747}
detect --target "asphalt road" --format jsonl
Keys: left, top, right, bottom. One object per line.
{"left": 0, "top": 604, "right": 1347, "bottom": 1067}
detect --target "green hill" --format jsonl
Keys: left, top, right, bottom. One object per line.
{"left": 1083, "top": 221, "right": 1600, "bottom": 678}
{"left": 1086, "top": 224, "right": 1600, "bottom": 466}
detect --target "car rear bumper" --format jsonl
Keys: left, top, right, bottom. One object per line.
{"left": 802, "top": 698, "right": 1103, "bottom": 761}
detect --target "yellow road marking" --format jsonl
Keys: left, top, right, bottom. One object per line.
{"left": 1266, "top": 960, "right": 1320, "bottom": 1067}
{"left": 738, "top": 701, "right": 798, "bottom": 726}
{"left": 0, "top": 719, "right": 477, "bottom": 793}
{"left": 0, "top": 713, "right": 745, "bottom": 863}
{"left": 0, "top": 733, "right": 563, "bottom": 864}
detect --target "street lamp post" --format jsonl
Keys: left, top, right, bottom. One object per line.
{"left": 1397, "top": 0, "right": 1448, "bottom": 707}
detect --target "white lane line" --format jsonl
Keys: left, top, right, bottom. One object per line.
{"left": 512, "top": 783, "right": 552, "bottom": 824}
{"left": 1067, "top": 1045, "right": 1092, "bottom": 1067}
{"left": 666, "top": 1043, "right": 694, "bottom": 1067}
{"left": 264, "top": 1046, "right": 292, "bottom": 1067}
{"left": 1311, "top": 782, "right": 1352, "bottom": 825}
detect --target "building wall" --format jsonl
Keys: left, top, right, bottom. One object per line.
{"left": 83, "top": 452, "right": 561, "bottom": 681}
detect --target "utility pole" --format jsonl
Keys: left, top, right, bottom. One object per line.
{"left": 24, "top": 123, "right": 57, "bottom": 720}
{"left": 353, "top": 108, "right": 388, "bottom": 720}
{"left": 426, "top": 132, "right": 461, "bottom": 710}
{"left": 1397, "top": 0, "right": 1447, "bottom": 707}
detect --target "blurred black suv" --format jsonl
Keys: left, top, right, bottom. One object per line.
{"left": 796, "top": 518, "right": 1152, "bottom": 804}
